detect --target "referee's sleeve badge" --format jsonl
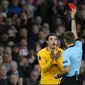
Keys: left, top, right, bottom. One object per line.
{"left": 63, "top": 61, "right": 68, "bottom": 64}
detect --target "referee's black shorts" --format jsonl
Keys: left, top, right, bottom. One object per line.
{"left": 60, "top": 75, "right": 82, "bottom": 85}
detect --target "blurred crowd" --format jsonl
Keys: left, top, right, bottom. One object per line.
{"left": 0, "top": 0, "right": 85, "bottom": 85}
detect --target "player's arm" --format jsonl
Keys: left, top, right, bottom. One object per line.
{"left": 71, "top": 9, "right": 82, "bottom": 48}
{"left": 54, "top": 66, "right": 70, "bottom": 78}
{"left": 37, "top": 53, "right": 53, "bottom": 72}
{"left": 56, "top": 50, "right": 64, "bottom": 72}
{"left": 71, "top": 9, "right": 78, "bottom": 39}
{"left": 54, "top": 51, "right": 70, "bottom": 78}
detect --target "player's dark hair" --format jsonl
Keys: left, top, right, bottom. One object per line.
{"left": 63, "top": 31, "right": 75, "bottom": 44}
{"left": 46, "top": 33, "right": 57, "bottom": 41}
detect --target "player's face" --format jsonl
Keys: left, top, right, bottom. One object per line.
{"left": 47, "top": 36, "right": 57, "bottom": 49}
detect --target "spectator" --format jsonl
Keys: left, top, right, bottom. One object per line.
{"left": 0, "top": 44, "right": 4, "bottom": 56}
{"left": 33, "top": 64, "right": 40, "bottom": 73}
{"left": 0, "top": 13, "right": 7, "bottom": 34}
{"left": 15, "top": 18, "right": 22, "bottom": 31}
{"left": 7, "top": 61, "right": 24, "bottom": 78}
{"left": 25, "top": 0, "right": 35, "bottom": 18}
{"left": 12, "top": 44, "right": 19, "bottom": 61}
{"left": 24, "top": 70, "right": 40, "bottom": 85}
{"left": 35, "top": 16, "right": 42, "bottom": 29}
{"left": 76, "top": 23, "right": 82, "bottom": 37}
{"left": 7, "top": 41, "right": 14, "bottom": 47}
{"left": 8, "top": 0, "right": 22, "bottom": 15}
{"left": 42, "top": 23, "right": 50, "bottom": 38}
{"left": 55, "top": 25, "right": 66, "bottom": 37}
{"left": 0, "top": 0, "right": 8, "bottom": 18}
{"left": 4, "top": 46, "right": 12, "bottom": 54}
{"left": 19, "top": 38, "right": 28, "bottom": 57}
{"left": 38, "top": 31, "right": 47, "bottom": 48}
{"left": 0, "top": 65, "right": 7, "bottom": 79}
{"left": 3, "top": 53, "right": 12, "bottom": 72}
{"left": 6, "top": 18, "right": 13, "bottom": 27}
{"left": 7, "top": 25, "right": 17, "bottom": 42}
{"left": 0, "top": 65, "right": 8, "bottom": 85}
{"left": 0, "top": 56, "right": 3, "bottom": 67}
{"left": 35, "top": 42, "right": 41, "bottom": 53}
{"left": 19, "top": 28, "right": 28, "bottom": 39}
{"left": 28, "top": 24, "right": 39, "bottom": 48}
{"left": 34, "top": 0, "right": 48, "bottom": 22}
{"left": 8, "top": 74, "right": 23, "bottom": 85}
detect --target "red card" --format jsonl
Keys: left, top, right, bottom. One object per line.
{"left": 68, "top": 3, "right": 76, "bottom": 9}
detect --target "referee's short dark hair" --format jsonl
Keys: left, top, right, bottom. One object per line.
{"left": 46, "top": 33, "right": 57, "bottom": 41}
{"left": 63, "top": 31, "right": 75, "bottom": 44}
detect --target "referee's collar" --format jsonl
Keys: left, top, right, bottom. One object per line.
{"left": 67, "top": 45, "right": 75, "bottom": 48}
{"left": 67, "top": 38, "right": 80, "bottom": 48}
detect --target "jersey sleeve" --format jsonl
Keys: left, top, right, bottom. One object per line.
{"left": 37, "top": 52, "right": 53, "bottom": 72}
{"left": 75, "top": 40, "right": 82, "bottom": 49}
{"left": 63, "top": 51, "right": 70, "bottom": 67}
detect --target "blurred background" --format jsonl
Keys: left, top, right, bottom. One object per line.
{"left": 0, "top": 0, "right": 85, "bottom": 85}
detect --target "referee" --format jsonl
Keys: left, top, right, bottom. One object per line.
{"left": 54, "top": 9, "right": 82, "bottom": 85}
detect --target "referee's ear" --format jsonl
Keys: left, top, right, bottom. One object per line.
{"left": 63, "top": 39, "right": 67, "bottom": 46}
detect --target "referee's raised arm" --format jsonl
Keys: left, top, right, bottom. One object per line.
{"left": 71, "top": 9, "right": 78, "bottom": 39}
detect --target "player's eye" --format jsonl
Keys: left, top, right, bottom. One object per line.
{"left": 49, "top": 38, "right": 53, "bottom": 41}
{"left": 54, "top": 38, "right": 57, "bottom": 41}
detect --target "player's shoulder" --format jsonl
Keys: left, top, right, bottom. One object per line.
{"left": 57, "top": 47, "right": 64, "bottom": 52}
{"left": 37, "top": 47, "right": 47, "bottom": 56}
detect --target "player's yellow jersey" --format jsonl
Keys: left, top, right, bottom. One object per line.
{"left": 37, "top": 47, "right": 64, "bottom": 84}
